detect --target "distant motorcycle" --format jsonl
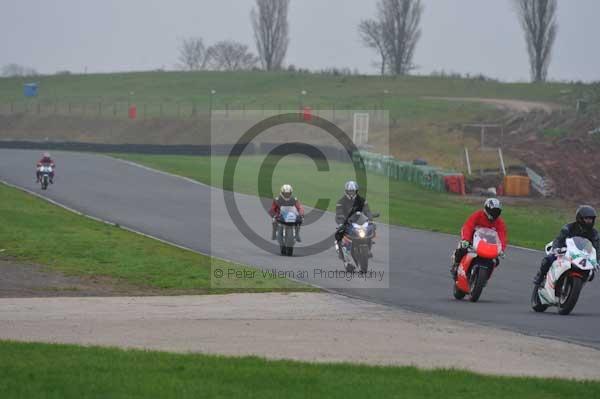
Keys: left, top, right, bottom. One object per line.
{"left": 276, "top": 206, "right": 301, "bottom": 256}
{"left": 531, "top": 237, "right": 597, "bottom": 315}
{"left": 336, "top": 211, "right": 378, "bottom": 273}
{"left": 453, "top": 227, "right": 501, "bottom": 302}
{"left": 38, "top": 165, "right": 54, "bottom": 190}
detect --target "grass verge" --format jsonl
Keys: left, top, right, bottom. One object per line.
{"left": 112, "top": 153, "right": 570, "bottom": 250}
{"left": 0, "top": 340, "right": 598, "bottom": 399}
{"left": 0, "top": 183, "right": 312, "bottom": 293}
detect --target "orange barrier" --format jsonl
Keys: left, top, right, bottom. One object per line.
{"left": 503, "top": 175, "right": 530, "bottom": 196}
{"left": 444, "top": 175, "right": 466, "bottom": 195}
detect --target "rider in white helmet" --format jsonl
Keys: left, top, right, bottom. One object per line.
{"left": 36, "top": 152, "right": 56, "bottom": 183}
{"left": 335, "top": 180, "right": 373, "bottom": 259}
{"left": 269, "top": 184, "right": 305, "bottom": 241}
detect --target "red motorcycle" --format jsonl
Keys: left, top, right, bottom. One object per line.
{"left": 453, "top": 227, "right": 502, "bottom": 302}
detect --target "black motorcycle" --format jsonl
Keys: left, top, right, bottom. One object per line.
{"left": 336, "top": 212, "right": 378, "bottom": 273}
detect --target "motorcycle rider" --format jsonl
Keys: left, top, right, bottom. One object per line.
{"left": 335, "top": 181, "right": 373, "bottom": 260}
{"left": 451, "top": 198, "right": 508, "bottom": 279}
{"left": 533, "top": 205, "right": 600, "bottom": 286}
{"left": 269, "top": 184, "right": 305, "bottom": 242}
{"left": 36, "top": 152, "right": 55, "bottom": 184}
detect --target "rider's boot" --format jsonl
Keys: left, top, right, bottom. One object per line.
{"left": 532, "top": 272, "right": 544, "bottom": 287}
{"left": 271, "top": 222, "right": 277, "bottom": 240}
{"left": 533, "top": 257, "right": 552, "bottom": 286}
{"left": 295, "top": 225, "right": 301, "bottom": 242}
{"left": 450, "top": 253, "right": 458, "bottom": 279}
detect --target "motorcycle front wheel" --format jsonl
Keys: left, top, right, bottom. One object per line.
{"left": 453, "top": 283, "right": 466, "bottom": 300}
{"left": 558, "top": 275, "right": 583, "bottom": 315}
{"left": 353, "top": 245, "right": 369, "bottom": 273}
{"left": 469, "top": 266, "right": 490, "bottom": 302}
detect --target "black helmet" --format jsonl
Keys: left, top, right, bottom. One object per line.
{"left": 575, "top": 205, "right": 596, "bottom": 232}
{"left": 483, "top": 198, "right": 502, "bottom": 221}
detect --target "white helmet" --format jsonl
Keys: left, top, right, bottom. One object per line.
{"left": 280, "top": 184, "right": 293, "bottom": 200}
{"left": 344, "top": 181, "right": 358, "bottom": 200}
{"left": 43, "top": 152, "right": 51, "bottom": 158}
{"left": 483, "top": 198, "right": 502, "bottom": 221}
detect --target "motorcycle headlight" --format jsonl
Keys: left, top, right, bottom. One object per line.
{"left": 358, "top": 229, "right": 366, "bottom": 238}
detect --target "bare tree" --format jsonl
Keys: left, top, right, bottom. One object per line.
{"left": 251, "top": 0, "right": 290, "bottom": 70}
{"left": 1, "top": 63, "right": 38, "bottom": 77}
{"left": 358, "top": 19, "right": 387, "bottom": 76}
{"left": 378, "top": 0, "right": 423, "bottom": 75}
{"left": 208, "top": 41, "right": 258, "bottom": 71}
{"left": 178, "top": 37, "right": 210, "bottom": 71}
{"left": 514, "top": 0, "right": 558, "bottom": 82}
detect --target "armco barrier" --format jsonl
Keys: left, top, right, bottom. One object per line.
{"left": 353, "top": 150, "right": 464, "bottom": 194}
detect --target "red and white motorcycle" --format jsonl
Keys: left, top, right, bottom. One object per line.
{"left": 531, "top": 237, "right": 598, "bottom": 315}
{"left": 453, "top": 227, "right": 502, "bottom": 302}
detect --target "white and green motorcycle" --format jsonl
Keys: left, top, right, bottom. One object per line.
{"left": 531, "top": 237, "right": 598, "bottom": 315}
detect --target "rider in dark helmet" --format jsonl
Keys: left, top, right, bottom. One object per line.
{"left": 533, "top": 205, "right": 600, "bottom": 286}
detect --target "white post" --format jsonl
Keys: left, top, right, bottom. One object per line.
{"left": 498, "top": 147, "right": 506, "bottom": 176}
{"left": 464, "top": 147, "right": 472, "bottom": 175}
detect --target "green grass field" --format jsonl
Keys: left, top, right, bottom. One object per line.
{"left": 0, "top": 70, "right": 578, "bottom": 121}
{"left": 112, "top": 153, "right": 570, "bottom": 250}
{"left": 1, "top": 341, "right": 598, "bottom": 399}
{"left": 0, "top": 183, "right": 311, "bottom": 293}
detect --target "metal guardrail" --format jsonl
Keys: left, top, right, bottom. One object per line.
{"left": 526, "top": 166, "right": 553, "bottom": 196}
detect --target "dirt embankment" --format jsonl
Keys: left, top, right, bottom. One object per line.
{"left": 499, "top": 111, "right": 600, "bottom": 205}
{"left": 428, "top": 97, "right": 600, "bottom": 204}
{"left": 423, "top": 97, "right": 562, "bottom": 113}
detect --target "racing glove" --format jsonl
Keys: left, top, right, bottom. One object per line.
{"left": 460, "top": 240, "right": 471, "bottom": 249}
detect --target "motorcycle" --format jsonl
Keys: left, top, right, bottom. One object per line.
{"left": 453, "top": 227, "right": 501, "bottom": 302}
{"left": 336, "top": 211, "right": 378, "bottom": 273}
{"left": 38, "top": 165, "right": 54, "bottom": 190}
{"left": 276, "top": 206, "right": 301, "bottom": 256}
{"left": 531, "top": 237, "right": 597, "bottom": 315}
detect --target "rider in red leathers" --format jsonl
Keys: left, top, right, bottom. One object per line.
{"left": 451, "top": 198, "right": 508, "bottom": 278}
{"left": 269, "top": 184, "right": 305, "bottom": 242}
{"left": 36, "top": 152, "right": 56, "bottom": 184}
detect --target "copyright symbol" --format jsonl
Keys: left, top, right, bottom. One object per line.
{"left": 213, "top": 269, "right": 224, "bottom": 278}
{"left": 222, "top": 113, "right": 367, "bottom": 257}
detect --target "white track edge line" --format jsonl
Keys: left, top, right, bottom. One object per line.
{"left": 0, "top": 178, "right": 318, "bottom": 290}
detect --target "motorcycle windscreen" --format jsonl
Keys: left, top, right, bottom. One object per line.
{"left": 473, "top": 228, "right": 501, "bottom": 259}
{"left": 348, "top": 211, "right": 369, "bottom": 225}
{"left": 569, "top": 237, "right": 596, "bottom": 257}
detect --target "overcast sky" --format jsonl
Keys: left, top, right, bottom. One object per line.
{"left": 1, "top": 0, "right": 598, "bottom": 82}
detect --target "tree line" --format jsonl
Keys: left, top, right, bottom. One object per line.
{"left": 178, "top": 0, "right": 558, "bottom": 83}
{"left": 2, "top": 0, "right": 559, "bottom": 83}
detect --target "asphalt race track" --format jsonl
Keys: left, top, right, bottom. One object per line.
{"left": 2, "top": 149, "right": 600, "bottom": 348}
